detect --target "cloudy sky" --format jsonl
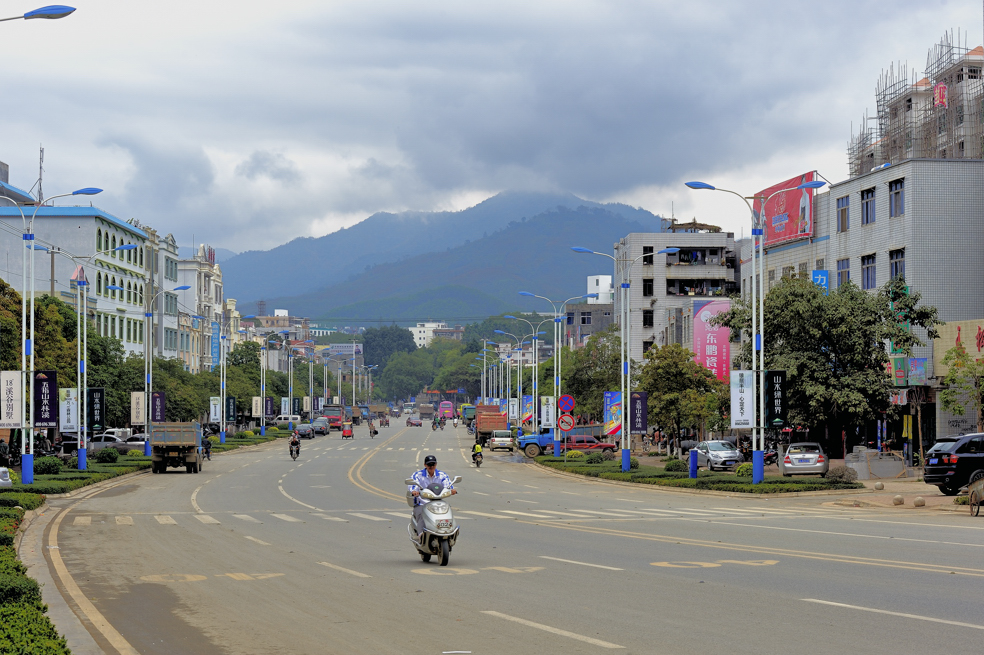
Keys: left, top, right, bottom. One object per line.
{"left": 1, "top": 0, "right": 979, "bottom": 252}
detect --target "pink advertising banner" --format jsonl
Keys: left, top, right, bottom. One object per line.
{"left": 753, "top": 171, "right": 817, "bottom": 246}
{"left": 693, "top": 299, "right": 731, "bottom": 382}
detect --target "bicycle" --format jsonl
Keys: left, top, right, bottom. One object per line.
{"left": 642, "top": 437, "right": 652, "bottom": 453}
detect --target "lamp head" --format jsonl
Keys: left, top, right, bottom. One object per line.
{"left": 657, "top": 247, "right": 681, "bottom": 254}
{"left": 71, "top": 187, "right": 102, "bottom": 195}
{"left": 685, "top": 181, "right": 715, "bottom": 190}
{"left": 798, "top": 181, "right": 826, "bottom": 189}
{"left": 25, "top": 5, "right": 76, "bottom": 19}
{"left": 106, "top": 285, "right": 124, "bottom": 291}
{"left": 518, "top": 291, "right": 534, "bottom": 297}
{"left": 26, "top": 244, "right": 49, "bottom": 251}
{"left": 504, "top": 315, "right": 517, "bottom": 320}
{"left": 493, "top": 329, "right": 506, "bottom": 334}
{"left": 116, "top": 244, "right": 137, "bottom": 251}
{"left": 243, "top": 314, "right": 256, "bottom": 319}
{"left": 584, "top": 293, "right": 598, "bottom": 298}
{"left": 173, "top": 285, "right": 191, "bottom": 291}
{"left": 571, "top": 246, "right": 594, "bottom": 254}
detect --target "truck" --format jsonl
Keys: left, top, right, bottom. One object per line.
{"left": 418, "top": 403, "right": 436, "bottom": 421}
{"left": 150, "top": 422, "right": 204, "bottom": 474}
{"left": 518, "top": 424, "right": 606, "bottom": 458}
{"left": 369, "top": 404, "right": 389, "bottom": 419}
{"left": 321, "top": 405, "right": 345, "bottom": 430}
{"left": 474, "top": 405, "right": 507, "bottom": 447}
{"left": 357, "top": 405, "right": 371, "bottom": 423}
{"left": 459, "top": 404, "right": 476, "bottom": 424}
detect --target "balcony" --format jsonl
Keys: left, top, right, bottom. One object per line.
{"left": 665, "top": 263, "right": 735, "bottom": 281}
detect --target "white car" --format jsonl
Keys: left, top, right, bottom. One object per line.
{"left": 488, "top": 431, "right": 515, "bottom": 452}
{"left": 688, "top": 440, "right": 743, "bottom": 471}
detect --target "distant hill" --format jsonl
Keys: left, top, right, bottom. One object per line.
{"left": 221, "top": 190, "right": 665, "bottom": 303}
{"left": 239, "top": 205, "right": 668, "bottom": 322}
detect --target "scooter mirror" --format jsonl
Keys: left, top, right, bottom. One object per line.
{"left": 405, "top": 478, "right": 416, "bottom": 486}
{"left": 451, "top": 476, "right": 462, "bottom": 485}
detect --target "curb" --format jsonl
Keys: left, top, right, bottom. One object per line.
{"left": 530, "top": 460, "right": 875, "bottom": 498}
{"left": 13, "top": 504, "right": 45, "bottom": 552}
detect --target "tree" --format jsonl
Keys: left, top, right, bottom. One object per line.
{"left": 939, "top": 341, "right": 984, "bottom": 433}
{"left": 362, "top": 325, "right": 416, "bottom": 368}
{"left": 638, "top": 343, "right": 724, "bottom": 439}
{"left": 227, "top": 341, "right": 260, "bottom": 372}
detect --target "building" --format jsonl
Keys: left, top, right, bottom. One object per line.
{"left": 0, "top": 202, "right": 150, "bottom": 357}
{"left": 433, "top": 324, "right": 465, "bottom": 341}
{"left": 615, "top": 222, "right": 738, "bottom": 365}
{"left": 134, "top": 222, "right": 181, "bottom": 362}
{"left": 586, "top": 275, "right": 613, "bottom": 304}
{"left": 562, "top": 302, "right": 614, "bottom": 347}
{"left": 176, "top": 245, "right": 224, "bottom": 371}
{"left": 410, "top": 321, "right": 447, "bottom": 348}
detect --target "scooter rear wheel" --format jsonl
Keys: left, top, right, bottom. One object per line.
{"left": 439, "top": 539, "right": 450, "bottom": 566}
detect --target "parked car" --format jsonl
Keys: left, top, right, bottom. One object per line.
{"left": 924, "top": 433, "right": 984, "bottom": 495}
{"left": 687, "top": 440, "right": 743, "bottom": 471}
{"left": 488, "top": 430, "right": 515, "bottom": 452}
{"left": 779, "top": 442, "right": 829, "bottom": 477}
{"left": 274, "top": 414, "right": 301, "bottom": 425}
{"left": 407, "top": 417, "right": 422, "bottom": 427}
{"left": 124, "top": 434, "right": 148, "bottom": 451}
{"left": 294, "top": 424, "right": 315, "bottom": 439}
{"left": 88, "top": 434, "right": 129, "bottom": 452}
{"left": 311, "top": 417, "right": 329, "bottom": 435}
{"left": 561, "top": 435, "right": 617, "bottom": 453}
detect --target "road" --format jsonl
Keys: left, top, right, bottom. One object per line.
{"left": 29, "top": 423, "right": 984, "bottom": 654}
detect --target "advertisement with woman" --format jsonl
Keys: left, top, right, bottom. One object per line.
{"left": 604, "top": 391, "right": 622, "bottom": 439}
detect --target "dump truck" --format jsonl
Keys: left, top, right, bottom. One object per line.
{"left": 418, "top": 403, "right": 436, "bottom": 421}
{"left": 474, "top": 404, "right": 507, "bottom": 447}
{"left": 150, "top": 422, "right": 204, "bottom": 474}
{"left": 322, "top": 404, "right": 345, "bottom": 430}
{"left": 369, "top": 404, "right": 389, "bottom": 418}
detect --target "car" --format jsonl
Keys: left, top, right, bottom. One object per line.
{"left": 779, "top": 442, "right": 828, "bottom": 477}
{"left": 124, "top": 434, "right": 148, "bottom": 451}
{"left": 406, "top": 417, "right": 422, "bottom": 427}
{"left": 687, "top": 440, "right": 743, "bottom": 471}
{"left": 87, "top": 434, "right": 130, "bottom": 452}
{"left": 561, "top": 436, "right": 617, "bottom": 453}
{"left": 294, "top": 424, "right": 315, "bottom": 439}
{"left": 924, "top": 433, "right": 984, "bottom": 495}
{"left": 488, "top": 431, "right": 515, "bottom": 452}
{"left": 311, "top": 417, "right": 329, "bottom": 435}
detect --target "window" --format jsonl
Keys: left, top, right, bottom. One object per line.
{"left": 642, "top": 246, "right": 654, "bottom": 266}
{"left": 889, "top": 179, "right": 904, "bottom": 217}
{"left": 861, "top": 188, "right": 875, "bottom": 225}
{"left": 566, "top": 311, "right": 574, "bottom": 325}
{"left": 642, "top": 309, "right": 654, "bottom": 327}
{"left": 642, "top": 279, "right": 654, "bottom": 297}
{"left": 126, "top": 283, "right": 132, "bottom": 304}
{"left": 126, "top": 244, "right": 132, "bottom": 263}
{"left": 96, "top": 229, "right": 102, "bottom": 251}
{"left": 890, "top": 249, "right": 905, "bottom": 280}
{"left": 165, "top": 257, "right": 178, "bottom": 281}
{"left": 642, "top": 340, "right": 654, "bottom": 354}
{"left": 138, "top": 285, "right": 144, "bottom": 307}
{"left": 96, "top": 273, "right": 102, "bottom": 295}
{"left": 781, "top": 266, "right": 795, "bottom": 279}
{"left": 580, "top": 312, "right": 592, "bottom": 325}
{"left": 111, "top": 235, "right": 117, "bottom": 255}
{"left": 798, "top": 262, "right": 807, "bottom": 278}
{"left": 837, "top": 258, "right": 850, "bottom": 288}
{"left": 139, "top": 247, "right": 144, "bottom": 267}
{"left": 110, "top": 276, "right": 116, "bottom": 299}
{"left": 861, "top": 254, "right": 876, "bottom": 290}
{"left": 837, "top": 196, "right": 849, "bottom": 232}
{"left": 768, "top": 269, "right": 776, "bottom": 282}
{"left": 816, "top": 258, "right": 825, "bottom": 270}
{"left": 126, "top": 319, "right": 132, "bottom": 342}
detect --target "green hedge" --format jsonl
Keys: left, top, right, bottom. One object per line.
{"left": 0, "top": 494, "right": 45, "bottom": 511}
{"left": 32, "top": 458, "right": 62, "bottom": 476}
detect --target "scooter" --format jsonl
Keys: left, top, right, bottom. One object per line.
{"left": 763, "top": 448, "right": 779, "bottom": 466}
{"left": 431, "top": 423, "right": 438, "bottom": 432}
{"left": 290, "top": 441, "right": 300, "bottom": 460}
{"left": 405, "top": 476, "right": 462, "bottom": 566}
{"left": 473, "top": 452, "right": 482, "bottom": 468}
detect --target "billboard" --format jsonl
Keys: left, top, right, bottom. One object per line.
{"left": 629, "top": 391, "right": 648, "bottom": 435}
{"left": 33, "top": 371, "right": 58, "bottom": 429}
{"left": 151, "top": 391, "right": 166, "bottom": 423}
{"left": 693, "top": 299, "right": 731, "bottom": 382}
{"left": 0, "top": 372, "right": 21, "bottom": 429}
{"left": 730, "top": 371, "right": 753, "bottom": 428}
{"left": 753, "top": 171, "right": 817, "bottom": 246}
{"left": 323, "top": 343, "right": 363, "bottom": 357}
{"left": 211, "top": 321, "right": 220, "bottom": 372}
{"left": 59, "top": 388, "right": 79, "bottom": 433}
{"left": 603, "top": 391, "right": 622, "bottom": 440}
{"left": 131, "top": 391, "right": 146, "bottom": 426}
{"left": 521, "top": 395, "right": 533, "bottom": 423}
{"left": 908, "top": 358, "right": 927, "bottom": 386}
{"left": 87, "top": 388, "right": 105, "bottom": 435}
{"left": 539, "top": 396, "right": 555, "bottom": 428}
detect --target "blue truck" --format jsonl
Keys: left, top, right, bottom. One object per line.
{"left": 518, "top": 424, "right": 605, "bottom": 457}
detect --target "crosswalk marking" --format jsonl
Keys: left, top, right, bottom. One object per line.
{"left": 245, "top": 536, "right": 270, "bottom": 546}
{"left": 313, "top": 513, "right": 348, "bottom": 522}
{"left": 73, "top": 516, "right": 90, "bottom": 526}
{"left": 565, "top": 509, "right": 637, "bottom": 518}
{"left": 234, "top": 514, "right": 262, "bottom": 523}
{"left": 272, "top": 513, "right": 303, "bottom": 523}
{"left": 195, "top": 515, "right": 221, "bottom": 524}
{"left": 116, "top": 516, "right": 133, "bottom": 525}
{"left": 154, "top": 515, "right": 177, "bottom": 525}
{"left": 347, "top": 513, "right": 390, "bottom": 521}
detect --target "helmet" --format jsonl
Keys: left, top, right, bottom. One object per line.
{"left": 424, "top": 455, "right": 437, "bottom": 466}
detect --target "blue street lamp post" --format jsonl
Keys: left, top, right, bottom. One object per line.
{"left": 504, "top": 316, "right": 549, "bottom": 443}
{"left": 146, "top": 285, "right": 192, "bottom": 453}
{"left": 685, "top": 178, "right": 825, "bottom": 482}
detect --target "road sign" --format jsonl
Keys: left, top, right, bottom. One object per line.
{"left": 557, "top": 414, "right": 575, "bottom": 432}
{"left": 558, "top": 394, "right": 575, "bottom": 413}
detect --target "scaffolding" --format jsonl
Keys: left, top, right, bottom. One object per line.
{"left": 848, "top": 30, "right": 984, "bottom": 177}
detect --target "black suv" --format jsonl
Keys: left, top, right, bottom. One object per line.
{"left": 924, "top": 433, "right": 984, "bottom": 495}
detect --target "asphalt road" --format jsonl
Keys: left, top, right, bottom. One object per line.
{"left": 29, "top": 423, "right": 984, "bottom": 655}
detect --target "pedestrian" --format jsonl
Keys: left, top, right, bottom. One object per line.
{"left": 0, "top": 438, "right": 8, "bottom": 467}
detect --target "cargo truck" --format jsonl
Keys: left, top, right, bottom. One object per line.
{"left": 150, "top": 422, "right": 204, "bottom": 474}
{"left": 418, "top": 403, "right": 436, "bottom": 421}
{"left": 322, "top": 404, "right": 345, "bottom": 430}
{"left": 518, "top": 424, "right": 605, "bottom": 457}
{"left": 474, "top": 405, "right": 507, "bottom": 447}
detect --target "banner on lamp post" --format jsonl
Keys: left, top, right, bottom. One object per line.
{"left": 629, "top": 391, "right": 648, "bottom": 434}
{"left": 131, "top": 390, "right": 146, "bottom": 426}
{"left": 280, "top": 397, "right": 289, "bottom": 415}
{"left": 226, "top": 396, "right": 236, "bottom": 422}
{"left": 87, "top": 388, "right": 105, "bottom": 435}
{"left": 521, "top": 396, "right": 533, "bottom": 423}
{"left": 508, "top": 398, "right": 519, "bottom": 421}
{"left": 151, "top": 391, "right": 165, "bottom": 423}
{"left": 33, "top": 371, "right": 58, "bottom": 429}
{"left": 766, "top": 370, "right": 787, "bottom": 428}
{"left": 252, "top": 396, "right": 262, "bottom": 417}
{"left": 292, "top": 397, "right": 301, "bottom": 415}
{"left": 730, "top": 371, "right": 754, "bottom": 429}
{"left": 303, "top": 396, "right": 311, "bottom": 412}
{"left": 0, "top": 372, "right": 22, "bottom": 429}
{"left": 59, "top": 388, "right": 79, "bottom": 433}
{"left": 603, "top": 391, "right": 622, "bottom": 440}
{"left": 539, "top": 396, "right": 555, "bottom": 428}
{"left": 265, "top": 397, "right": 275, "bottom": 417}
{"left": 209, "top": 396, "right": 221, "bottom": 422}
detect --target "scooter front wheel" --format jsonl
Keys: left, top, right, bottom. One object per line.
{"left": 438, "top": 539, "right": 450, "bottom": 566}
{"left": 420, "top": 551, "right": 432, "bottom": 563}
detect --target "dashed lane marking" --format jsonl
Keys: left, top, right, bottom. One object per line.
{"left": 154, "top": 515, "right": 177, "bottom": 525}
{"left": 318, "top": 561, "right": 372, "bottom": 578}
{"left": 195, "top": 515, "right": 221, "bottom": 524}
{"left": 539, "top": 556, "right": 623, "bottom": 571}
{"left": 313, "top": 513, "right": 348, "bottom": 522}
{"left": 234, "top": 514, "right": 262, "bottom": 523}
{"left": 73, "top": 516, "right": 90, "bottom": 526}
{"left": 481, "top": 611, "right": 624, "bottom": 649}
{"left": 347, "top": 513, "right": 389, "bottom": 521}
{"left": 245, "top": 536, "right": 271, "bottom": 546}
{"left": 271, "top": 513, "right": 303, "bottom": 523}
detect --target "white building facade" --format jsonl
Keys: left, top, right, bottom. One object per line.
{"left": 410, "top": 321, "right": 448, "bottom": 348}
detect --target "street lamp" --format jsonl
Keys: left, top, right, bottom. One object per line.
{"left": 504, "top": 316, "right": 551, "bottom": 440}
{"left": 218, "top": 314, "right": 256, "bottom": 443}
{"left": 0, "top": 5, "right": 76, "bottom": 22}
{"left": 0, "top": 186, "right": 101, "bottom": 483}
{"left": 144, "top": 285, "right": 191, "bottom": 452}
{"left": 685, "top": 178, "right": 825, "bottom": 482}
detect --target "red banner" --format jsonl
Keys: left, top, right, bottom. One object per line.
{"left": 693, "top": 300, "right": 731, "bottom": 382}
{"left": 753, "top": 171, "right": 816, "bottom": 246}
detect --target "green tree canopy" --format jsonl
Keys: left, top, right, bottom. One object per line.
{"left": 362, "top": 325, "right": 416, "bottom": 368}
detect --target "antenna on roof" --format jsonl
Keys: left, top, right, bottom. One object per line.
{"left": 37, "top": 145, "right": 43, "bottom": 203}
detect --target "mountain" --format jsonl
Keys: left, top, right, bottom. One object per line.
{"left": 239, "top": 204, "right": 667, "bottom": 322}
{"left": 178, "top": 246, "right": 238, "bottom": 262}
{"left": 220, "top": 191, "right": 664, "bottom": 303}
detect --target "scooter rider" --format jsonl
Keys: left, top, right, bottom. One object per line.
{"left": 471, "top": 441, "right": 482, "bottom": 463}
{"left": 289, "top": 433, "right": 300, "bottom": 456}
{"left": 408, "top": 455, "right": 456, "bottom": 537}
{"left": 453, "top": 417, "right": 459, "bottom": 428}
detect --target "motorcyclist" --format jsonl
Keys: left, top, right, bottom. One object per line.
{"left": 431, "top": 418, "right": 438, "bottom": 431}
{"left": 289, "top": 433, "right": 300, "bottom": 456}
{"left": 408, "top": 455, "right": 456, "bottom": 538}
{"left": 202, "top": 436, "right": 212, "bottom": 460}
{"left": 453, "top": 417, "right": 459, "bottom": 428}
{"left": 471, "top": 441, "right": 482, "bottom": 463}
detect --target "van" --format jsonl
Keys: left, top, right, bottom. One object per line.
{"left": 274, "top": 415, "right": 301, "bottom": 425}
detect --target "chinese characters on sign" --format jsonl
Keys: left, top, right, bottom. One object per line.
{"left": 59, "top": 388, "right": 78, "bottom": 433}
{"left": 766, "top": 370, "right": 787, "bottom": 428}
{"left": 265, "top": 396, "right": 275, "bottom": 418}
{"left": 934, "top": 82, "right": 948, "bottom": 108}
{"left": 730, "top": 371, "right": 753, "bottom": 429}
{"left": 33, "top": 371, "right": 58, "bottom": 429}
{"left": 152, "top": 391, "right": 166, "bottom": 423}
{"left": 692, "top": 299, "right": 731, "bottom": 381}
{"left": 211, "top": 397, "right": 222, "bottom": 422}
{"left": 629, "top": 392, "right": 648, "bottom": 434}
{"left": 539, "top": 396, "right": 555, "bottom": 428}
{"left": 131, "top": 391, "right": 145, "bottom": 426}
{"left": 87, "top": 388, "right": 104, "bottom": 435}
{"left": 603, "top": 391, "right": 622, "bottom": 440}
{"left": 252, "top": 396, "right": 262, "bottom": 417}
{"left": 753, "top": 171, "right": 818, "bottom": 245}
{"left": 0, "top": 372, "right": 22, "bottom": 429}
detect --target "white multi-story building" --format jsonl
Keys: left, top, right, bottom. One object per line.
{"left": 586, "top": 275, "right": 613, "bottom": 304}
{"left": 410, "top": 321, "right": 447, "bottom": 348}
{"left": 176, "top": 245, "right": 224, "bottom": 371}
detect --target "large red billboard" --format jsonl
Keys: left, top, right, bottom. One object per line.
{"left": 693, "top": 299, "right": 731, "bottom": 382}
{"left": 753, "top": 171, "right": 817, "bottom": 246}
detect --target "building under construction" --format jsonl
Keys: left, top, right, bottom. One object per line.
{"left": 848, "top": 31, "right": 984, "bottom": 177}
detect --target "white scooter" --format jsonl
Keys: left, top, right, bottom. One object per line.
{"left": 405, "top": 476, "right": 462, "bottom": 566}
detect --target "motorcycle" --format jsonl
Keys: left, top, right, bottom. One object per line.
{"left": 431, "top": 423, "right": 438, "bottom": 432}
{"left": 453, "top": 418, "right": 458, "bottom": 428}
{"left": 440, "top": 423, "right": 444, "bottom": 431}
{"left": 290, "top": 442, "right": 300, "bottom": 460}
{"left": 405, "top": 477, "right": 462, "bottom": 566}
{"left": 473, "top": 452, "right": 482, "bottom": 468}
{"left": 763, "top": 448, "right": 779, "bottom": 466}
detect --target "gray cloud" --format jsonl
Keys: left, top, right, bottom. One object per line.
{"left": 235, "top": 151, "right": 302, "bottom": 185}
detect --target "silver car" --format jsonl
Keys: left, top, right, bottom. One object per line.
{"left": 780, "top": 442, "right": 829, "bottom": 477}
{"left": 689, "top": 440, "right": 743, "bottom": 471}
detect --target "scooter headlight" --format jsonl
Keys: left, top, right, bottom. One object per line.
{"left": 425, "top": 501, "right": 449, "bottom": 514}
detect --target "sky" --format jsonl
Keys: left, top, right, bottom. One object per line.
{"left": 1, "top": 0, "right": 980, "bottom": 252}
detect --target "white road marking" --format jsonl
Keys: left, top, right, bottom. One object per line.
{"left": 245, "top": 536, "right": 271, "bottom": 546}
{"left": 318, "top": 561, "right": 372, "bottom": 578}
{"left": 271, "top": 513, "right": 303, "bottom": 522}
{"left": 234, "top": 514, "right": 262, "bottom": 523}
{"left": 195, "top": 515, "right": 221, "bottom": 524}
{"left": 499, "top": 510, "right": 557, "bottom": 519}
{"left": 384, "top": 512, "right": 411, "bottom": 519}
{"left": 524, "top": 485, "right": 539, "bottom": 489}
{"left": 347, "top": 513, "right": 389, "bottom": 521}
{"left": 802, "top": 599, "right": 984, "bottom": 630}
{"left": 473, "top": 491, "right": 489, "bottom": 496}
{"left": 115, "top": 516, "right": 133, "bottom": 525}
{"left": 191, "top": 484, "right": 204, "bottom": 513}
{"left": 154, "top": 515, "right": 177, "bottom": 525}
{"left": 482, "top": 611, "right": 624, "bottom": 649}
{"left": 456, "top": 510, "right": 510, "bottom": 519}
{"left": 533, "top": 510, "right": 600, "bottom": 518}
{"left": 539, "top": 556, "right": 624, "bottom": 571}
{"left": 313, "top": 513, "right": 348, "bottom": 522}
{"left": 73, "top": 516, "right": 90, "bottom": 526}
{"left": 564, "top": 509, "right": 637, "bottom": 518}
